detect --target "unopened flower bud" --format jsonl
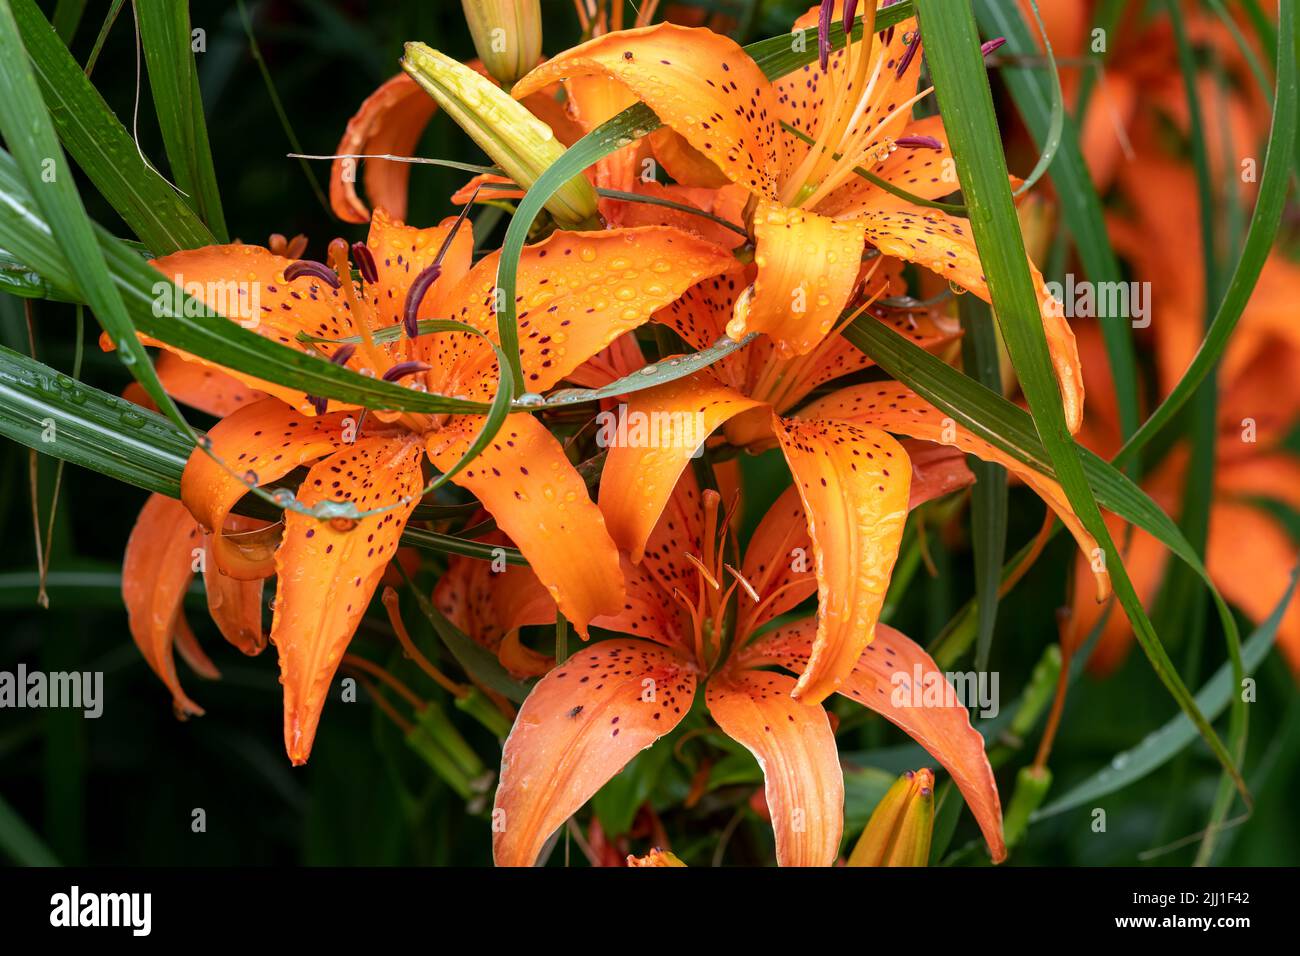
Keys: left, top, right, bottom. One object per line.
{"left": 847, "top": 768, "right": 935, "bottom": 866}
{"left": 401, "top": 43, "right": 599, "bottom": 228}
{"left": 461, "top": 0, "right": 542, "bottom": 87}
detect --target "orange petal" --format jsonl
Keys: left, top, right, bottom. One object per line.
{"left": 497, "top": 630, "right": 555, "bottom": 679}
{"left": 181, "top": 399, "right": 350, "bottom": 579}
{"left": 647, "top": 126, "right": 730, "bottom": 189}
{"left": 441, "top": 226, "right": 736, "bottom": 394}
{"left": 596, "top": 374, "right": 765, "bottom": 561}
{"left": 705, "top": 669, "right": 843, "bottom": 866}
{"left": 513, "top": 23, "right": 783, "bottom": 201}
{"left": 592, "top": 556, "right": 688, "bottom": 649}
{"left": 764, "top": 304, "right": 959, "bottom": 411}
{"left": 122, "top": 494, "right": 207, "bottom": 716}
{"left": 738, "top": 484, "right": 817, "bottom": 634}
{"left": 153, "top": 352, "right": 266, "bottom": 417}
{"left": 145, "top": 245, "right": 354, "bottom": 414}
{"left": 565, "top": 333, "right": 648, "bottom": 389}
{"left": 651, "top": 265, "right": 751, "bottom": 379}
{"left": 273, "top": 436, "right": 426, "bottom": 765}
{"left": 173, "top": 617, "right": 220, "bottom": 681}
{"left": 364, "top": 208, "right": 475, "bottom": 364}
{"left": 818, "top": 116, "right": 957, "bottom": 215}
{"left": 493, "top": 639, "right": 698, "bottom": 866}
{"left": 772, "top": 415, "right": 911, "bottom": 704}
{"left": 1078, "top": 73, "right": 1138, "bottom": 192}
{"left": 802, "top": 382, "right": 1107, "bottom": 598}
{"left": 742, "top": 618, "right": 1006, "bottom": 863}
{"left": 564, "top": 74, "right": 644, "bottom": 192}
{"left": 203, "top": 516, "right": 269, "bottom": 656}
{"left": 904, "top": 439, "right": 975, "bottom": 508}
{"left": 433, "top": 526, "right": 558, "bottom": 653}
{"left": 635, "top": 466, "right": 709, "bottom": 607}
{"left": 427, "top": 413, "right": 625, "bottom": 636}
{"left": 330, "top": 73, "right": 438, "bottom": 223}
{"left": 1218, "top": 452, "right": 1300, "bottom": 514}
{"left": 451, "top": 172, "right": 525, "bottom": 204}
{"left": 1207, "top": 502, "right": 1300, "bottom": 676}
{"left": 595, "top": 470, "right": 729, "bottom": 653}
{"left": 728, "top": 199, "right": 866, "bottom": 357}
{"left": 847, "top": 200, "right": 1084, "bottom": 433}
{"left": 599, "top": 180, "right": 749, "bottom": 250}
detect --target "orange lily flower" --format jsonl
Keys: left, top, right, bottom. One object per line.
{"left": 509, "top": 2, "right": 1084, "bottom": 433}
{"left": 594, "top": 261, "right": 1107, "bottom": 703}
{"left": 484, "top": 463, "right": 1005, "bottom": 867}
{"left": 125, "top": 210, "right": 734, "bottom": 763}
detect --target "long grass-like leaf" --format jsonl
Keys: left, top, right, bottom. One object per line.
{"left": 136, "top": 0, "right": 228, "bottom": 238}
{"left": 915, "top": 0, "right": 1245, "bottom": 796}
{"left": 0, "top": 0, "right": 187, "bottom": 433}
{"left": 9, "top": 0, "right": 213, "bottom": 253}
{"left": 0, "top": 344, "right": 527, "bottom": 565}
{"left": 958, "top": 294, "right": 1007, "bottom": 674}
{"left": 1034, "top": 567, "right": 1298, "bottom": 820}
{"left": 974, "top": 0, "right": 1140, "bottom": 444}
{"left": 0, "top": 149, "right": 490, "bottom": 415}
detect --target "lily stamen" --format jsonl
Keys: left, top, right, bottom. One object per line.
{"left": 683, "top": 552, "right": 721, "bottom": 591}
{"left": 725, "top": 563, "right": 760, "bottom": 604}
{"left": 283, "top": 258, "right": 341, "bottom": 289}
{"left": 403, "top": 263, "right": 442, "bottom": 339}
{"left": 326, "top": 238, "right": 386, "bottom": 372}
{"left": 306, "top": 343, "right": 360, "bottom": 414}
{"left": 350, "top": 241, "right": 378, "bottom": 284}
{"left": 382, "top": 360, "right": 433, "bottom": 383}
{"left": 402, "top": 184, "right": 481, "bottom": 340}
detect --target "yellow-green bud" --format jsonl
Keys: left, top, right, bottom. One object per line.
{"left": 460, "top": 0, "right": 542, "bottom": 87}
{"left": 847, "top": 768, "right": 935, "bottom": 866}
{"left": 401, "top": 43, "right": 599, "bottom": 229}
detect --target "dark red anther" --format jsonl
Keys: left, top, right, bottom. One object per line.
{"left": 330, "top": 343, "right": 357, "bottom": 366}
{"left": 895, "top": 135, "right": 943, "bottom": 150}
{"left": 881, "top": 0, "right": 902, "bottom": 44}
{"left": 381, "top": 360, "right": 432, "bottom": 383}
{"left": 402, "top": 263, "right": 442, "bottom": 338}
{"left": 842, "top": 0, "right": 858, "bottom": 35}
{"left": 896, "top": 32, "right": 921, "bottom": 78}
{"left": 980, "top": 37, "right": 1006, "bottom": 58}
{"left": 307, "top": 395, "right": 328, "bottom": 415}
{"left": 350, "top": 242, "right": 378, "bottom": 284}
{"left": 283, "top": 259, "right": 341, "bottom": 289}
{"left": 817, "top": 0, "right": 834, "bottom": 70}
